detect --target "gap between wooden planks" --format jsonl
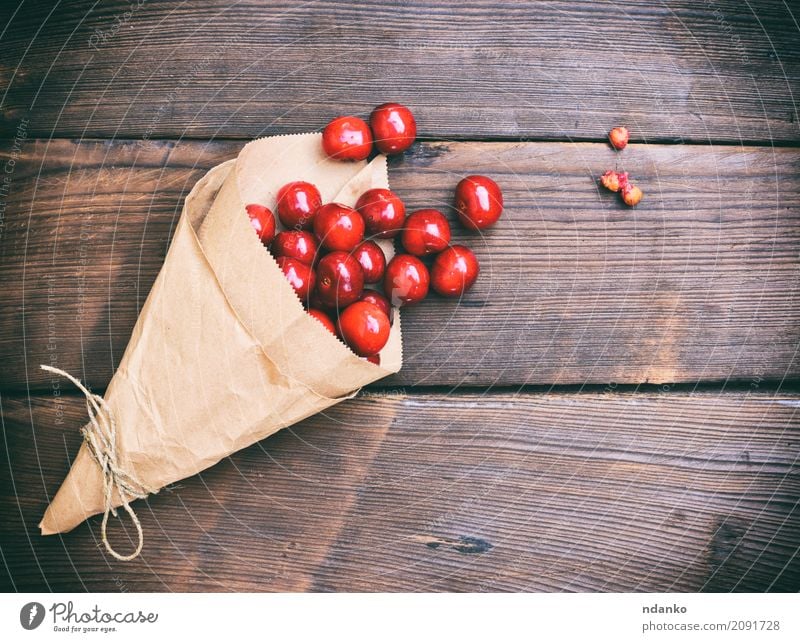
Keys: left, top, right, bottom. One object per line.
{"left": 0, "top": 389, "right": 797, "bottom": 592}
{"left": 1, "top": 138, "right": 798, "bottom": 391}
{"left": 1, "top": 1, "right": 798, "bottom": 142}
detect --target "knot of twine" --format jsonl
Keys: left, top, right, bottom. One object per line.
{"left": 41, "top": 365, "right": 156, "bottom": 561}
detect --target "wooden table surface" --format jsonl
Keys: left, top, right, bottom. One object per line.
{"left": 1, "top": 0, "right": 798, "bottom": 592}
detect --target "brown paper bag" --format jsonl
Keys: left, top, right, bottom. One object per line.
{"left": 40, "top": 134, "right": 402, "bottom": 558}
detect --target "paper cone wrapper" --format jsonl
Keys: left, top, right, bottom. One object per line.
{"left": 40, "top": 134, "right": 402, "bottom": 536}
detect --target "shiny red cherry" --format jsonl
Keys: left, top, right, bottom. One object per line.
{"left": 276, "top": 256, "right": 315, "bottom": 300}
{"left": 369, "top": 103, "right": 417, "bottom": 155}
{"left": 384, "top": 254, "right": 429, "bottom": 306}
{"left": 314, "top": 203, "right": 365, "bottom": 252}
{"left": 352, "top": 241, "right": 386, "bottom": 283}
{"left": 271, "top": 230, "right": 318, "bottom": 265}
{"left": 246, "top": 204, "right": 276, "bottom": 245}
{"left": 338, "top": 301, "right": 390, "bottom": 357}
{"left": 401, "top": 209, "right": 451, "bottom": 256}
{"left": 276, "top": 181, "right": 322, "bottom": 230}
{"left": 358, "top": 289, "right": 391, "bottom": 318}
{"left": 315, "top": 251, "right": 364, "bottom": 308}
{"left": 454, "top": 175, "right": 503, "bottom": 230}
{"left": 308, "top": 308, "right": 336, "bottom": 335}
{"left": 431, "top": 245, "right": 480, "bottom": 297}
{"left": 322, "top": 116, "right": 373, "bottom": 161}
{"left": 355, "top": 188, "right": 406, "bottom": 239}
{"left": 307, "top": 288, "right": 333, "bottom": 313}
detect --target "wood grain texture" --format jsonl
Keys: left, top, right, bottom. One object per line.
{"left": 0, "top": 390, "right": 797, "bottom": 592}
{"left": 1, "top": 1, "right": 798, "bottom": 141}
{"left": 2, "top": 138, "right": 799, "bottom": 390}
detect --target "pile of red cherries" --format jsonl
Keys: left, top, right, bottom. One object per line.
{"left": 245, "top": 103, "right": 503, "bottom": 363}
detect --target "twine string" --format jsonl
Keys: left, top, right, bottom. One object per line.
{"left": 41, "top": 365, "right": 155, "bottom": 561}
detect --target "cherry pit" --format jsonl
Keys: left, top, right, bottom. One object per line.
{"left": 246, "top": 103, "right": 503, "bottom": 362}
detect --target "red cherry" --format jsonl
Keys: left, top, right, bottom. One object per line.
{"left": 355, "top": 188, "right": 406, "bottom": 239}
{"left": 358, "top": 290, "right": 391, "bottom": 318}
{"left": 276, "top": 256, "right": 315, "bottom": 300}
{"left": 314, "top": 203, "right": 365, "bottom": 252}
{"left": 384, "top": 254, "right": 429, "bottom": 306}
{"left": 401, "top": 209, "right": 451, "bottom": 256}
{"left": 271, "top": 230, "right": 318, "bottom": 265}
{"left": 246, "top": 204, "right": 276, "bottom": 245}
{"left": 322, "top": 116, "right": 373, "bottom": 161}
{"left": 352, "top": 241, "right": 386, "bottom": 283}
{"left": 369, "top": 103, "right": 417, "bottom": 155}
{"left": 308, "top": 308, "right": 336, "bottom": 335}
{"left": 315, "top": 251, "right": 364, "bottom": 308}
{"left": 338, "top": 301, "right": 390, "bottom": 357}
{"left": 308, "top": 288, "right": 332, "bottom": 312}
{"left": 454, "top": 175, "right": 503, "bottom": 230}
{"left": 275, "top": 181, "right": 322, "bottom": 230}
{"left": 431, "top": 245, "right": 480, "bottom": 297}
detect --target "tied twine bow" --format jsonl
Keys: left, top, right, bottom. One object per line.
{"left": 41, "top": 365, "right": 156, "bottom": 561}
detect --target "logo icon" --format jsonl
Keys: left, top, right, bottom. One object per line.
{"left": 20, "top": 602, "right": 45, "bottom": 630}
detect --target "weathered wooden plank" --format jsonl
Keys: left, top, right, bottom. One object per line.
{"left": 2, "top": 138, "right": 799, "bottom": 390}
{"left": 1, "top": 390, "right": 797, "bottom": 591}
{"left": 1, "top": 1, "right": 798, "bottom": 141}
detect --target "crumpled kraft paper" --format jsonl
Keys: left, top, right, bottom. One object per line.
{"left": 40, "top": 133, "right": 402, "bottom": 537}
